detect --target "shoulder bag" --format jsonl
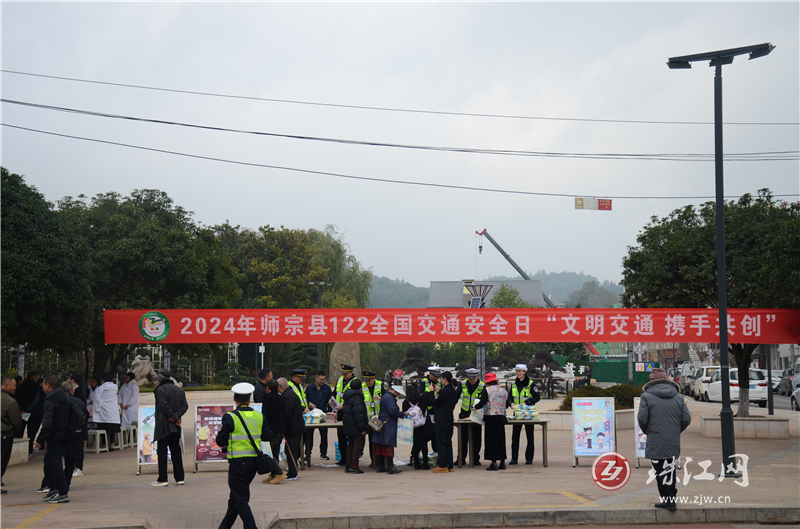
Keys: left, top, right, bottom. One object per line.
{"left": 232, "top": 410, "right": 272, "bottom": 475}
{"left": 368, "top": 416, "right": 386, "bottom": 432}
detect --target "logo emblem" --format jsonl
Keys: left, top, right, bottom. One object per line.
{"left": 139, "top": 311, "right": 170, "bottom": 342}
{"left": 591, "top": 451, "right": 631, "bottom": 491}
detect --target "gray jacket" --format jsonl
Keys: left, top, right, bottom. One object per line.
{"left": 637, "top": 379, "right": 691, "bottom": 460}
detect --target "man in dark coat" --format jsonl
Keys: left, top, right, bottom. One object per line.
{"left": 279, "top": 378, "right": 306, "bottom": 481}
{"left": 64, "top": 382, "right": 88, "bottom": 489}
{"left": 637, "top": 368, "right": 691, "bottom": 511}
{"left": 305, "top": 371, "right": 332, "bottom": 462}
{"left": 15, "top": 372, "right": 41, "bottom": 456}
{"left": 34, "top": 376, "right": 71, "bottom": 503}
{"left": 2, "top": 376, "right": 23, "bottom": 494}
{"left": 430, "top": 371, "right": 460, "bottom": 473}
{"left": 253, "top": 369, "right": 272, "bottom": 404}
{"left": 261, "top": 379, "right": 285, "bottom": 483}
{"left": 342, "top": 379, "right": 368, "bottom": 474}
{"left": 152, "top": 369, "right": 188, "bottom": 487}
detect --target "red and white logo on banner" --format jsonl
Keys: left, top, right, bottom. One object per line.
{"left": 592, "top": 451, "right": 631, "bottom": 491}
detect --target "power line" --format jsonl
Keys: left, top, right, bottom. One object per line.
{"left": 3, "top": 69, "right": 798, "bottom": 127}
{"left": 4, "top": 99, "right": 798, "bottom": 162}
{"left": 4, "top": 123, "right": 798, "bottom": 200}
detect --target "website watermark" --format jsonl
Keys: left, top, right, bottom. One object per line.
{"left": 646, "top": 454, "right": 750, "bottom": 487}
{"left": 660, "top": 495, "right": 732, "bottom": 506}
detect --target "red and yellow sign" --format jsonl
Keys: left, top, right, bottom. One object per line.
{"left": 104, "top": 308, "right": 799, "bottom": 344}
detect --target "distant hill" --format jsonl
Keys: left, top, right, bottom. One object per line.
{"left": 371, "top": 276, "right": 430, "bottom": 308}
{"left": 483, "top": 270, "right": 623, "bottom": 305}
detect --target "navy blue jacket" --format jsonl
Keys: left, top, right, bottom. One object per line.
{"left": 306, "top": 382, "right": 333, "bottom": 413}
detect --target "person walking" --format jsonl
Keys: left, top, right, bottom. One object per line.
{"left": 342, "top": 379, "right": 368, "bottom": 474}
{"left": 216, "top": 382, "right": 273, "bottom": 529}
{"left": 458, "top": 368, "right": 485, "bottom": 466}
{"left": 638, "top": 367, "right": 691, "bottom": 511}
{"left": 151, "top": 369, "right": 188, "bottom": 487}
{"left": 279, "top": 377, "right": 306, "bottom": 482}
{"left": 305, "top": 371, "right": 332, "bottom": 462}
{"left": 261, "top": 379, "right": 286, "bottom": 484}
{"left": 431, "top": 371, "right": 460, "bottom": 473}
{"left": 92, "top": 373, "right": 121, "bottom": 451}
{"left": 507, "top": 364, "right": 539, "bottom": 465}
{"left": 332, "top": 364, "right": 356, "bottom": 466}
{"left": 35, "top": 376, "right": 72, "bottom": 503}
{"left": 371, "top": 385, "right": 408, "bottom": 474}
{"left": 2, "top": 376, "right": 23, "bottom": 494}
{"left": 474, "top": 373, "right": 509, "bottom": 471}
{"left": 14, "top": 372, "right": 42, "bottom": 457}
{"left": 68, "top": 373, "right": 88, "bottom": 477}
{"left": 118, "top": 372, "right": 139, "bottom": 426}
{"left": 62, "top": 381, "right": 87, "bottom": 490}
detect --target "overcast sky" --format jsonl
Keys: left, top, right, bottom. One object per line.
{"left": 2, "top": 2, "right": 798, "bottom": 289}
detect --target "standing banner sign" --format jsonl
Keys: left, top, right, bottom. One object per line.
{"left": 633, "top": 397, "right": 646, "bottom": 467}
{"left": 193, "top": 403, "right": 265, "bottom": 472}
{"left": 572, "top": 397, "right": 615, "bottom": 467}
{"left": 136, "top": 405, "right": 185, "bottom": 475}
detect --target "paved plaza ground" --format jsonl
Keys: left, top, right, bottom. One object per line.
{"left": 2, "top": 397, "right": 798, "bottom": 529}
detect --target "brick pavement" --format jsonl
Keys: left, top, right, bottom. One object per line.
{"left": 1, "top": 398, "right": 797, "bottom": 529}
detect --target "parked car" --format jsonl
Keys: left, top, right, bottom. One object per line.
{"left": 679, "top": 362, "right": 696, "bottom": 396}
{"left": 705, "top": 368, "right": 768, "bottom": 407}
{"left": 693, "top": 366, "right": 720, "bottom": 401}
{"left": 777, "top": 369, "right": 795, "bottom": 396}
{"left": 763, "top": 370, "right": 783, "bottom": 390}
{"left": 791, "top": 385, "right": 800, "bottom": 412}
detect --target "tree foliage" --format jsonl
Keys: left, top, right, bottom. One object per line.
{"left": 371, "top": 276, "right": 429, "bottom": 308}
{"left": 308, "top": 225, "right": 373, "bottom": 309}
{"left": 567, "top": 280, "right": 619, "bottom": 308}
{"left": 489, "top": 283, "right": 534, "bottom": 308}
{"left": 621, "top": 189, "right": 799, "bottom": 416}
{"left": 1, "top": 168, "right": 92, "bottom": 350}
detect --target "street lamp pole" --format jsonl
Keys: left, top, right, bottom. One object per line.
{"left": 309, "top": 281, "right": 331, "bottom": 372}
{"left": 668, "top": 43, "right": 774, "bottom": 476}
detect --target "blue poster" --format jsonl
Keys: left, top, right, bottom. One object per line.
{"left": 645, "top": 363, "right": 655, "bottom": 372}
{"left": 573, "top": 397, "right": 615, "bottom": 457}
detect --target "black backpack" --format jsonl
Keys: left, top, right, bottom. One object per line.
{"left": 65, "top": 396, "right": 86, "bottom": 444}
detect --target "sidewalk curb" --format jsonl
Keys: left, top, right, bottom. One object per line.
{"left": 271, "top": 507, "right": 800, "bottom": 529}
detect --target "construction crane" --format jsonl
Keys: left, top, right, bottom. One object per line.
{"left": 476, "top": 229, "right": 557, "bottom": 309}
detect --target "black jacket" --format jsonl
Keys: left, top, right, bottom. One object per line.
{"left": 431, "top": 384, "right": 460, "bottom": 424}
{"left": 36, "top": 388, "right": 71, "bottom": 444}
{"left": 342, "top": 388, "right": 369, "bottom": 436}
{"left": 253, "top": 381, "right": 268, "bottom": 404}
{"left": 15, "top": 380, "right": 40, "bottom": 413}
{"left": 216, "top": 405, "right": 273, "bottom": 455}
{"left": 154, "top": 380, "right": 188, "bottom": 441}
{"left": 282, "top": 388, "right": 307, "bottom": 437}
{"left": 262, "top": 390, "right": 285, "bottom": 434}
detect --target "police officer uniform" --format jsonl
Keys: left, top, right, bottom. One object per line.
{"left": 421, "top": 367, "right": 441, "bottom": 453}
{"left": 333, "top": 364, "right": 356, "bottom": 466}
{"left": 216, "top": 383, "right": 273, "bottom": 529}
{"left": 361, "top": 371, "right": 382, "bottom": 467}
{"left": 507, "top": 364, "right": 540, "bottom": 465}
{"left": 458, "top": 368, "right": 485, "bottom": 465}
{"left": 289, "top": 368, "right": 314, "bottom": 466}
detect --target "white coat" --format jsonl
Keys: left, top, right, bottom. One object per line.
{"left": 92, "top": 381, "right": 120, "bottom": 424}
{"left": 118, "top": 381, "right": 139, "bottom": 426}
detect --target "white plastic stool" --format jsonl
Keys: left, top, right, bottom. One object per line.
{"left": 86, "top": 430, "right": 109, "bottom": 454}
{"left": 119, "top": 426, "right": 136, "bottom": 449}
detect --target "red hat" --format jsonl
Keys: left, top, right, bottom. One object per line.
{"left": 484, "top": 372, "right": 497, "bottom": 383}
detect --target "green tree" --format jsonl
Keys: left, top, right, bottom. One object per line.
{"left": 489, "top": 283, "right": 534, "bottom": 308}
{"left": 621, "top": 189, "right": 800, "bottom": 416}
{"left": 308, "top": 225, "right": 373, "bottom": 309}
{"left": 1, "top": 167, "right": 92, "bottom": 351}
{"left": 567, "top": 280, "right": 619, "bottom": 308}
{"left": 59, "top": 189, "right": 241, "bottom": 377}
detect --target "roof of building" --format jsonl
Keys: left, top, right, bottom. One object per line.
{"left": 426, "top": 280, "right": 546, "bottom": 309}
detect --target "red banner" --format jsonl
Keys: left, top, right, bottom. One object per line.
{"left": 104, "top": 308, "right": 799, "bottom": 344}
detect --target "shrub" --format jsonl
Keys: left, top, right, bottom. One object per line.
{"left": 557, "top": 385, "right": 612, "bottom": 411}
{"left": 605, "top": 384, "right": 644, "bottom": 410}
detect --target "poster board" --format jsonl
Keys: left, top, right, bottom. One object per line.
{"left": 136, "top": 405, "right": 185, "bottom": 475}
{"left": 193, "top": 403, "right": 266, "bottom": 472}
{"left": 572, "top": 397, "right": 615, "bottom": 467}
{"left": 633, "top": 397, "right": 646, "bottom": 467}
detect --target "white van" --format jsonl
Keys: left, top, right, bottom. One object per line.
{"left": 693, "top": 366, "right": 720, "bottom": 401}
{"left": 678, "top": 362, "right": 696, "bottom": 395}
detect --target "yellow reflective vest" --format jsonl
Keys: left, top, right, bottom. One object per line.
{"left": 288, "top": 380, "right": 308, "bottom": 408}
{"left": 226, "top": 409, "right": 262, "bottom": 459}
{"left": 363, "top": 384, "right": 383, "bottom": 419}
{"left": 461, "top": 380, "right": 485, "bottom": 411}
{"left": 511, "top": 379, "right": 532, "bottom": 405}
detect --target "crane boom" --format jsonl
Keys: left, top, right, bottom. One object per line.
{"left": 476, "top": 229, "right": 556, "bottom": 308}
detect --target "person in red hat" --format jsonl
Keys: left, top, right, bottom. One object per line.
{"left": 474, "top": 373, "right": 509, "bottom": 471}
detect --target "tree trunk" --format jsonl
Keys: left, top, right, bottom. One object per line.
{"left": 730, "top": 343, "right": 758, "bottom": 418}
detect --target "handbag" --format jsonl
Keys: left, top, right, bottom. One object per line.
{"left": 368, "top": 416, "right": 386, "bottom": 432}
{"left": 232, "top": 410, "right": 272, "bottom": 475}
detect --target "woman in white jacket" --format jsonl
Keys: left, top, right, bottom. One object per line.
{"left": 93, "top": 373, "right": 121, "bottom": 451}
{"left": 118, "top": 372, "right": 139, "bottom": 427}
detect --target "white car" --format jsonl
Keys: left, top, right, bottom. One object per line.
{"left": 705, "top": 369, "right": 768, "bottom": 407}
{"left": 693, "top": 366, "right": 720, "bottom": 401}
{"left": 764, "top": 370, "right": 783, "bottom": 390}
{"left": 791, "top": 385, "right": 800, "bottom": 412}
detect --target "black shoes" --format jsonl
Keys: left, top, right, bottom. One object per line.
{"left": 335, "top": 460, "right": 346, "bottom": 466}
{"left": 486, "top": 463, "right": 499, "bottom": 471}
{"left": 387, "top": 465, "right": 402, "bottom": 474}
{"left": 499, "top": 461, "right": 507, "bottom": 470}
{"left": 349, "top": 466, "right": 364, "bottom": 474}
{"left": 655, "top": 503, "right": 677, "bottom": 511}
{"left": 509, "top": 460, "right": 518, "bottom": 465}
{"left": 525, "top": 461, "right": 533, "bottom": 465}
